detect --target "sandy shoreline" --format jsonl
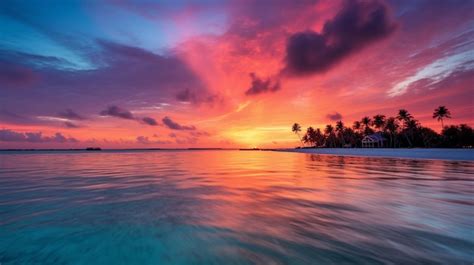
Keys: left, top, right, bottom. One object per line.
{"left": 276, "top": 148, "right": 474, "bottom": 161}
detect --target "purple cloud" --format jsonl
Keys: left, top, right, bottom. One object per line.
{"left": 284, "top": 0, "right": 396, "bottom": 75}
{"left": 58, "top": 109, "right": 85, "bottom": 120}
{"left": 245, "top": 73, "right": 280, "bottom": 96}
{"left": 0, "top": 40, "right": 208, "bottom": 123}
{"left": 190, "top": 131, "right": 211, "bottom": 137}
{"left": 100, "top": 106, "right": 162, "bottom": 127}
{"left": 64, "top": 121, "right": 80, "bottom": 128}
{"left": 136, "top": 136, "right": 171, "bottom": 144}
{"left": 326, "top": 112, "right": 343, "bottom": 121}
{"left": 142, "top": 117, "right": 158, "bottom": 126}
{"left": 100, "top": 105, "right": 135, "bottom": 120}
{"left": 175, "top": 88, "right": 221, "bottom": 105}
{"left": 0, "top": 61, "right": 38, "bottom": 88}
{"left": 0, "top": 129, "right": 78, "bottom": 143}
{"left": 162, "top": 116, "right": 196, "bottom": 130}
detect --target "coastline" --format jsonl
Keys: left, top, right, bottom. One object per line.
{"left": 275, "top": 148, "right": 474, "bottom": 161}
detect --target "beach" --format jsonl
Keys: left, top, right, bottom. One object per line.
{"left": 278, "top": 148, "right": 474, "bottom": 161}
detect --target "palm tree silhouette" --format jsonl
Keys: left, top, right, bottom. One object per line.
{"left": 352, "top": 121, "right": 362, "bottom": 133}
{"left": 292, "top": 123, "right": 303, "bottom": 146}
{"left": 397, "top": 109, "right": 413, "bottom": 126}
{"left": 324, "top": 124, "right": 335, "bottom": 147}
{"left": 361, "top": 116, "right": 372, "bottom": 136}
{"left": 373, "top": 114, "right": 386, "bottom": 132}
{"left": 384, "top": 117, "right": 399, "bottom": 147}
{"left": 305, "top": 126, "right": 316, "bottom": 147}
{"left": 396, "top": 109, "right": 415, "bottom": 146}
{"left": 433, "top": 106, "right": 451, "bottom": 129}
{"left": 335, "top": 120, "right": 345, "bottom": 146}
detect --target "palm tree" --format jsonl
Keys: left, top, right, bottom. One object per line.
{"left": 314, "top": 128, "right": 324, "bottom": 147}
{"left": 343, "top": 127, "right": 357, "bottom": 147}
{"left": 384, "top": 117, "right": 398, "bottom": 147}
{"left": 396, "top": 109, "right": 415, "bottom": 147}
{"left": 372, "top": 114, "right": 386, "bottom": 132}
{"left": 353, "top": 121, "right": 362, "bottom": 133}
{"left": 397, "top": 109, "right": 413, "bottom": 126}
{"left": 304, "top": 126, "right": 316, "bottom": 147}
{"left": 433, "top": 106, "right": 451, "bottom": 129}
{"left": 324, "top": 124, "right": 336, "bottom": 147}
{"left": 292, "top": 123, "right": 303, "bottom": 146}
{"left": 361, "top": 116, "right": 372, "bottom": 136}
{"left": 335, "top": 120, "right": 345, "bottom": 147}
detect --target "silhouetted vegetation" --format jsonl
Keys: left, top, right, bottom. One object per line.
{"left": 293, "top": 106, "right": 473, "bottom": 148}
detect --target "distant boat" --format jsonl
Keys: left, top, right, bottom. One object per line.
{"left": 85, "top": 147, "right": 101, "bottom": 151}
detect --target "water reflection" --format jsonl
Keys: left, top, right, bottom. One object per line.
{"left": 0, "top": 150, "right": 473, "bottom": 264}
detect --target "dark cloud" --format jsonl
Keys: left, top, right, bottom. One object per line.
{"left": 284, "top": 0, "right": 396, "bottom": 76}
{"left": 100, "top": 107, "right": 162, "bottom": 127}
{"left": 0, "top": 40, "right": 209, "bottom": 121}
{"left": 245, "top": 73, "right": 280, "bottom": 96}
{"left": 136, "top": 136, "right": 171, "bottom": 144}
{"left": 58, "top": 109, "right": 85, "bottom": 120}
{"left": 0, "top": 61, "right": 38, "bottom": 87}
{"left": 142, "top": 116, "right": 158, "bottom": 126}
{"left": 0, "top": 109, "right": 36, "bottom": 124}
{"left": 326, "top": 112, "right": 343, "bottom": 121}
{"left": 162, "top": 116, "right": 196, "bottom": 130}
{"left": 176, "top": 88, "right": 197, "bottom": 102}
{"left": 64, "top": 121, "right": 80, "bottom": 128}
{"left": 100, "top": 105, "right": 135, "bottom": 120}
{"left": 175, "top": 88, "right": 221, "bottom": 105}
{"left": 136, "top": 136, "right": 150, "bottom": 144}
{"left": 190, "top": 131, "right": 211, "bottom": 137}
{"left": 0, "top": 129, "right": 78, "bottom": 143}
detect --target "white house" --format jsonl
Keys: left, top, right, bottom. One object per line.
{"left": 362, "top": 133, "right": 386, "bottom": 148}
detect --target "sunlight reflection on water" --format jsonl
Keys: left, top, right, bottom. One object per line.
{"left": 0, "top": 150, "right": 473, "bottom": 264}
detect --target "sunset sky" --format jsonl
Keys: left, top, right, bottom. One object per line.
{"left": 0, "top": 0, "right": 473, "bottom": 148}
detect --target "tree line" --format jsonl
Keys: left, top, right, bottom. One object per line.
{"left": 292, "top": 106, "right": 473, "bottom": 148}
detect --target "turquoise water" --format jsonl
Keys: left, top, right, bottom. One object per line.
{"left": 0, "top": 150, "right": 473, "bottom": 264}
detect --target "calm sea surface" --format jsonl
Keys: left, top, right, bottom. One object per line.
{"left": 0, "top": 150, "right": 473, "bottom": 264}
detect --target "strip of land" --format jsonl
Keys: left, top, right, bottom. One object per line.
{"left": 277, "top": 148, "right": 474, "bottom": 161}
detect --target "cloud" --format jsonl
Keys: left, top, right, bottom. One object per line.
{"left": 136, "top": 136, "right": 150, "bottom": 144}
{"left": 142, "top": 116, "right": 159, "bottom": 126}
{"left": 388, "top": 49, "right": 474, "bottom": 97}
{"left": 100, "top": 106, "right": 162, "bottom": 127}
{"left": 0, "top": 61, "right": 38, "bottom": 87}
{"left": 0, "top": 129, "right": 78, "bottom": 143}
{"left": 0, "top": 109, "right": 36, "bottom": 125}
{"left": 58, "top": 109, "right": 85, "bottom": 120}
{"left": 162, "top": 116, "right": 196, "bottom": 130}
{"left": 175, "top": 88, "right": 221, "bottom": 105}
{"left": 326, "top": 112, "right": 343, "bottom": 121}
{"left": 100, "top": 105, "right": 135, "bottom": 120}
{"left": 64, "top": 121, "right": 80, "bottom": 128}
{"left": 190, "top": 131, "right": 211, "bottom": 137}
{"left": 176, "top": 88, "right": 197, "bottom": 102}
{"left": 0, "top": 40, "right": 208, "bottom": 120}
{"left": 245, "top": 73, "right": 280, "bottom": 95}
{"left": 284, "top": 0, "right": 396, "bottom": 76}
{"left": 136, "top": 136, "right": 171, "bottom": 144}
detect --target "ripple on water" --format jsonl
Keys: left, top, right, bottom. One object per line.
{"left": 0, "top": 150, "right": 473, "bottom": 264}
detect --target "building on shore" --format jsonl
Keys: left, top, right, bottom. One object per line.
{"left": 362, "top": 133, "right": 386, "bottom": 148}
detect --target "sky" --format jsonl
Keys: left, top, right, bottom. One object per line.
{"left": 0, "top": 0, "right": 473, "bottom": 149}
